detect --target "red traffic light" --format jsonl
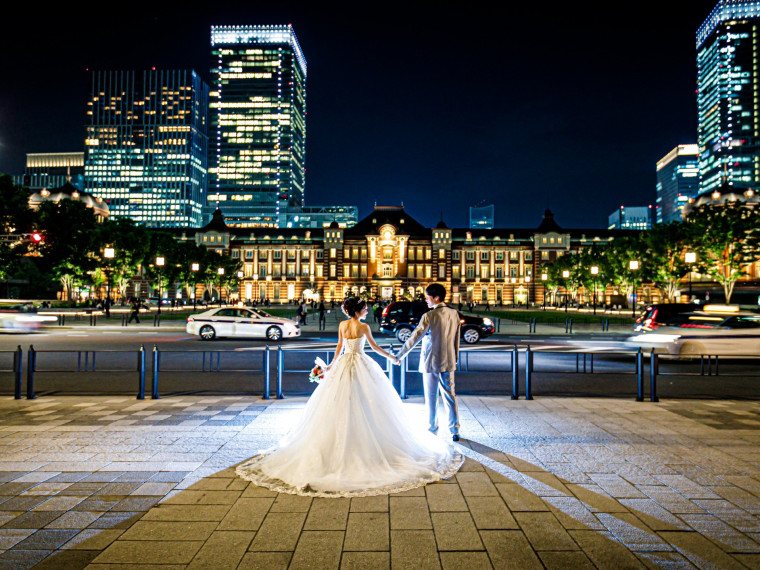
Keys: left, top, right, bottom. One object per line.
{"left": 31, "top": 232, "right": 43, "bottom": 243}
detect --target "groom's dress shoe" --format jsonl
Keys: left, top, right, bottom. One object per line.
{"left": 452, "top": 434, "right": 460, "bottom": 442}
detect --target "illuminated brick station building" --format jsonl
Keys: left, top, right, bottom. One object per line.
{"left": 159, "top": 205, "right": 636, "bottom": 305}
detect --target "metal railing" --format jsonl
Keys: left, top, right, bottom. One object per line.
{"left": 397, "top": 346, "right": 519, "bottom": 400}
{"left": 275, "top": 345, "right": 396, "bottom": 400}
{"left": 25, "top": 345, "right": 146, "bottom": 400}
{"left": 0, "top": 347, "right": 24, "bottom": 399}
{"left": 521, "top": 345, "right": 652, "bottom": 401}
{"left": 150, "top": 346, "right": 270, "bottom": 399}
{"left": 11, "top": 343, "right": 757, "bottom": 402}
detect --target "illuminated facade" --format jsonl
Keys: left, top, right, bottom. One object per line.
{"left": 15, "top": 152, "right": 85, "bottom": 192}
{"left": 697, "top": 0, "right": 760, "bottom": 199}
{"left": 655, "top": 144, "right": 699, "bottom": 223}
{"left": 84, "top": 69, "right": 209, "bottom": 228}
{"left": 161, "top": 206, "right": 636, "bottom": 307}
{"left": 209, "top": 25, "right": 307, "bottom": 227}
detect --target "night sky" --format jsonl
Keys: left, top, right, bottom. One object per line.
{"left": 0, "top": 3, "right": 720, "bottom": 229}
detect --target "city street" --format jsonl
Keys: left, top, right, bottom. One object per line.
{"left": 1, "top": 322, "right": 757, "bottom": 401}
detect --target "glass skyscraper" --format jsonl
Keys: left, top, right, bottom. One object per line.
{"left": 655, "top": 144, "right": 700, "bottom": 223}
{"left": 697, "top": 0, "right": 760, "bottom": 198}
{"left": 209, "top": 25, "right": 307, "bottom": 227}
{"left": 85, "top": 70, "right": 209, "bottom": 228}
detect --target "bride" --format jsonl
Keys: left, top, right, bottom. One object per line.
{"left": 236, "top": 297, "right": 463, "bottom": 497}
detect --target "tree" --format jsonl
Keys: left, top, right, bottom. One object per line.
{"left": 94, "top": 219, "right": 150, "bottom": 300}
{"left": 36, "top": 199, "right": 99, "bottom": 302}
{"left": 599, "top": 235, "right": 646, "bottom": 307}
{"left": 575, "top": 246, "right": 606, "bottom": 305}
{"left": 687, "top": 201, "right": 760, "bottom": 304}
{"left": 640, "top": 222, "right": 692, "bottom": 302}
{"left": 0, "top": 175, "right": 36, "bottom": 281}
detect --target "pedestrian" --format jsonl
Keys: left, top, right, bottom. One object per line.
{"left": 296, "top": 302, "right": 304, "bottom": 324}
{"left": 318, "top": 301, "right": 326, "bottom": 331}
{"left": 301, "top": 301, "right": 308, "bottom": 325}
{"left": 128, "top": 298, "right": 141, "bottom": 324}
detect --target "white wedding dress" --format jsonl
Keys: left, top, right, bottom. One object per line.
{"left": 236, "top": 336, "right": 463, "bottom": 497}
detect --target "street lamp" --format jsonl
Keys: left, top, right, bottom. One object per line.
{"left": 541, "top": 272, "right": 548, "bottom": 310}
{"left": 590, "top": 266, "right": 599, "bottom": 315}
{"left": 103, "top": 247, "right": 115, "bottom": 318}
{"left": 191, "top": 263, "right": 200, "bottom": 310}
{"left": 629, "top": 260, "right": 639, "bottom": 318}
{"left": 685, "top": 252, "right": 696, "bottom": 301}
{"left": 156, "top": 256, "right": 165, "bottom": 314}
{"left": 524, "top": 275, "right": 531, "bottom": 306}
{"left": 562, "top": 270, "right": 570, "bottom": 312}
{"left": 217, "top": 267, "right": 225, "bottom": 307}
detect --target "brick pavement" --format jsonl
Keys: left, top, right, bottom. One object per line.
{"left": 0, "top": 395, "right": 757, "bottom": 569}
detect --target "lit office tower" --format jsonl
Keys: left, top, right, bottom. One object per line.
{"left": 655, "top": 144, "right": 700, "bottom": 223}
{"left": 697, "top": 0, "right": 760, "bottom": 198}
{"left": 209, "top": 25, "right": 307, "bottom": 227}
{"left": 85, "top": 70, "right": 209, "bottom": 228}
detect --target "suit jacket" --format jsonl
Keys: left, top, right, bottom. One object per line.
{"left": 396, "top": 303, "right": 460, "bottom": 373}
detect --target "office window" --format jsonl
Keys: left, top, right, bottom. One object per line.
{"left": 438, "top": 264, "right": 446, "bottom": 278}
{"left": 466, "top": 265, "right": 474, "bottom": 278}
{"left": 452, "top": 266, "right": 461, "bottom": 279}
{"left": 466, "top": 251, "right": 475, "bottom": 260}
{"left": 452, "top": 251, "right": 460, "bottom": 261}
{"left": 481, "top": 251, "right": 489, "bottom": 261}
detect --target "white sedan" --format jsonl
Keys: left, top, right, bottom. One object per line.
{"left": 627, "top": 309, "right": 760, "bottom": 357}
{"left": 186, "top": 307, "right": 300, "bottom": 341}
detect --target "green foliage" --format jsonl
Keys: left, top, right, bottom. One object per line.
{"left": 686, "top": 201, "right": 760, "bottom": 304}
{"left": 36, "top": 199, "right": 100, "bottom": 301}
{"left": 0, "top": 175, "right": 36, "bottom": 280}
{"left": 639, "top": 222, "right": 692, "bottom": 302}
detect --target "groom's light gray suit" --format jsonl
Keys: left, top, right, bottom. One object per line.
{"left": 395, "top": 303, "right": 460, "bottom": 436}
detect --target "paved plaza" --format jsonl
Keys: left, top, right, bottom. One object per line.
{"left": 0, "top": 394, "right": 757, "bottom": 569}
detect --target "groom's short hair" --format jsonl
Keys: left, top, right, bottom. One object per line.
{"left": 425, "top": 283, "right": 446, "bottom": 302}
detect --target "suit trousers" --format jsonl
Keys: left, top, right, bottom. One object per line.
{"left": 423, "top": 372, "right": 460, "bottom": 435}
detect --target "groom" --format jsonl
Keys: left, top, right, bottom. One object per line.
{"left": 393, "top": 283, "right": 461, "bottom": 441}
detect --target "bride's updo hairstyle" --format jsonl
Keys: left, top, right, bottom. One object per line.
{"left": 342, "top": 297, "right": 367, "bottom": 318}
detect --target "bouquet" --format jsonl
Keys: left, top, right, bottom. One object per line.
{"left": 309, "top": 357, "right": 329, "bottom": 383}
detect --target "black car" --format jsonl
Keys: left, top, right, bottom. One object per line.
{"left": 634, "top": 303, "right": 700, "bottom": 332}
{"left": 378, "top": 301, "right": 495, "bottom": 344}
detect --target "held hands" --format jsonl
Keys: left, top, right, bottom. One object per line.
{"left": 387, "top": 351, "right": 401, "bottom": 366}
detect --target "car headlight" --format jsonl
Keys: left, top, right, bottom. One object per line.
{"left": 482, "top": 318, "right": 493, "bottom": 326}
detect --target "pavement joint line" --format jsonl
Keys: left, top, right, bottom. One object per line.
{"left": 0, "top": 396, "right": 757, "bottom": 568}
